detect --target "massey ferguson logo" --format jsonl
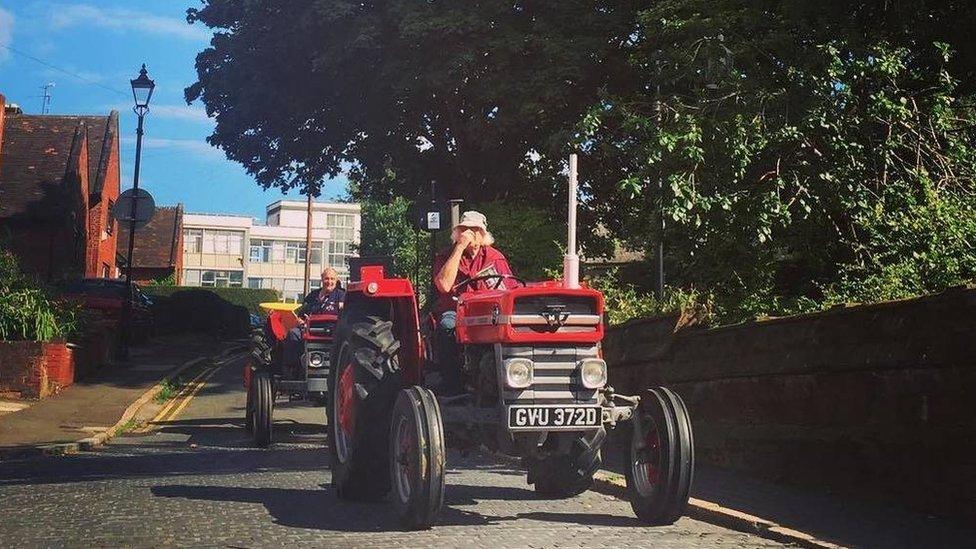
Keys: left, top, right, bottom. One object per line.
{"left": 540, "top": 305, "right": 569, "bottom": 328}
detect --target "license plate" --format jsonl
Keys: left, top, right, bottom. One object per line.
{"left": 507, "top": 405, "right": 600, "bottom": 430}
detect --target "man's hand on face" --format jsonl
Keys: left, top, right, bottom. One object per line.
{"left": 456, "top": 229, "right": 477, "bottom": 250}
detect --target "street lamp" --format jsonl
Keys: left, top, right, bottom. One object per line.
{"left": 120, "top": 64, "right": 155, "bottom": 358}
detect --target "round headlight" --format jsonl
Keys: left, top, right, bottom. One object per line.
{"left": 308, "top": 352, "right": 325, "bottom": 368}
{"left": 579, "top": 358, "right": 607, "bottom": 389}
{"left": 504, "top": 358, "right": 534, "bottom": 389}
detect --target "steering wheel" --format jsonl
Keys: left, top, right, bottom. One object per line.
{"left": 451, "top": 274, "right": 527, "bottom": 293}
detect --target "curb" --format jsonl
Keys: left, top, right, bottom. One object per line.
{"left": 0, "top": 343, "right": 248, "bottom": 460}
{"left": 74, "top": 356, "right": 213, "bottom": 452}
{"left": 590, "top": 471, "right": 846, "bottom": 549}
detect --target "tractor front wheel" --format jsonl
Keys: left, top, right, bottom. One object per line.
{"left": 390, "top": 386, "right": 445, "bottom": 530}
{"left": 625, "top": 387, "right": 694, "bottom": 525}
{"left": 251, "top": 370, "right": 274, "bottom": 447}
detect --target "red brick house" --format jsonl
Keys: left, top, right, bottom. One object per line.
{"left": 117, "top": 204, "right": 184, "bottom": 284}
{"left": 0, "top": 95, "right": 121, "bottom": 281}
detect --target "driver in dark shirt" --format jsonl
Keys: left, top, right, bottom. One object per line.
{"left": 282, "top": 268, "right": 345, "bottom": 374}
{"left": 432, "top": 211, "right": 514, "bottom": 393}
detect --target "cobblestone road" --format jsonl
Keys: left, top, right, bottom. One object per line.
{"left": 0, "top": 356, "right": 787, "bottom": 548}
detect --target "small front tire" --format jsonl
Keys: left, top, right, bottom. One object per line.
{"left": 390, "top": 386, "right": 445, "bottom": 530}
{"left": 251, "top": 370, "right": 274, "bottom": 447}
{"left": 625, "top": 386, "right": 694, "bottom": 525}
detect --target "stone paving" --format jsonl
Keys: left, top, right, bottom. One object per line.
{"left": 0, "top": 356, "right": 787, "bottom": 549}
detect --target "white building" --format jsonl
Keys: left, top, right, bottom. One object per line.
{"left": 182, "top": 200, "right": 361, "bottom": 302}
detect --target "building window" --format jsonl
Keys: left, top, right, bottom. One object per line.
{"left": 249, "top": 239, "right": 272, "bottom": 263}
{"left": 202, "top": 230, "right": 244, "bottom": 255}
{"left": 201, "top": 270, "right": 243, "bottom": 288}
{"left": 327, "top": 240, "right": 352, "bottom": 268}
{"left": 106, "top": 200, "right": 116, "bottom": 235}
{"left": 285, "top": 241, "right": 305, "bottom": 264}
{"left": 184, "top": 229, "right": 203, "bottom": 253}
{"left": 326, "top": 213, "right": 355, "bottom": 241}
{"left": 184, "top": 269, "right": 201, "bottom": 286}
{"left": 309, "top": 241, "right": 324, "bottom": 264}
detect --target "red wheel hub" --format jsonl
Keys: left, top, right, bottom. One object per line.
{"left": 338, "top": 363, "right": 356, "bottom": 438}
{"left": 644, "top": 421, "right": 661, "bottom": 484}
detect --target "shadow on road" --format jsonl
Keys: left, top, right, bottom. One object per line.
{"left": 149, "top": 481, "right": 639, "bottom": 532}
{"left": 137, "top": 416, "right": 325, "bottom": 449}
{"left": 0, "top": 447, "right": 329, "bottom": 487}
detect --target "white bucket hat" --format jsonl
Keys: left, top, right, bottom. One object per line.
{"left": 455, "top": 210, "right": 488, "bottom": 231}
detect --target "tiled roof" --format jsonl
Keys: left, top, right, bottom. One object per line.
{"left": 117, "top": 205, "right": 183, "bottom": 268}
{"left": 0, "top": 112, "right": 118, "bottom": 221}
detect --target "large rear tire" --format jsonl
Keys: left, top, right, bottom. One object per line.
{"left": 251, "top": 370, "right": 274, "bottom": 448}
{"left": 390, "top": 386, "right": 445, "bottom": 530}
{"left": 527, "top": 429, "right": 605, "bottom": 498}
{"left": 625, "top": 387, "right": 694, "bottom": 525}
{"left": 327, "top": 315, "right": 402, "bottom": 501}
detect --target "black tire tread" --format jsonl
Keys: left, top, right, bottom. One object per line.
{"left": 328, "top": 314, "right": 402, "bottom": 501}
{"left": 626, "top": 386, "right": 694, "bottom": 525}
{"left": 252, "top": 371, "right": 273, "bottom": 447}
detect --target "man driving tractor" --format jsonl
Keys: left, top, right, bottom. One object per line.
{"left": 432, "top": 210, "right": 515, "bottom": 394}
{"left": 282, "top": 267, "right": 345, "bottom": 375}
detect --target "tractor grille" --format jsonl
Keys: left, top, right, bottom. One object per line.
{"left": 513, "top": 295, "right": 597, "bottom": 316}
{"left": 499, "top": 344, "right": 600, "bottom": 405}
{"left": 307, "top": 319, "right": 336, "bottom": 337}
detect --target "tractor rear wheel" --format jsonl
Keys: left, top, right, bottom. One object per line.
{"left": 251, "top": 370, "right": 274, "bottom": 447}
{"left": 527, "top": 429, "right": 604, "bottom": 498}
{"left": 327, "top": 315, "right": 402, "bottom": 501}
{"left": 390, "top": 386, "right": 445, "bottom": 530}
{"left": 625, "top": 387, "right": 694, "bottom": 525}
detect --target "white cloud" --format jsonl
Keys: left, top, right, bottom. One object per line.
{"left": 112, "top": 103, "right": 212, "bottom": 123}
{"left": 0, "top": 7, "right": 14, "bottom": 62}
{"left": 122, "top": 136, "right": 223, "bottom": 159}
{"left": 48, "top": 4, "right": 208, "bottom": 42}
{"left": 148, "top": 104, "right": 212, "bottom": 123}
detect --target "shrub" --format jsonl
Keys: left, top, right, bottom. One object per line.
{"left": 584, "top": 267, "right": 714, "bottom": 326}
{"left": 142, "top": 286, "right": 280, "bottom": 339}
{"left": 142, "top": 286, "right": 279, "bottom": 315}
{"left": 0, "top": 249, "right": 79, "bottom": 342}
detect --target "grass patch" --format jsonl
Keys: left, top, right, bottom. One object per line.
{"left": 153, "top": 376, "right": 184, "bottom": 404}
{"left": 115, "top": 418, "right": 140, "bottom": 435}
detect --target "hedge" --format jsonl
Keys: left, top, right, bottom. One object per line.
{"left": 143, "top": 286, "right": 281, "bottom": 339}
{"left": 143, "top": 286, "right": 280, "bottom": 315}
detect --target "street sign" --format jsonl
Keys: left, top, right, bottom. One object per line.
{"left": 114, "top": 188, "right": 155, "bottom": 228}
{"left": 427, "top": 211, "right": 441, "bottom": 230}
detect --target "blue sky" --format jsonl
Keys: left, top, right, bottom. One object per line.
{"left": 0, "top": 1, "right": 348, "bottom": 219}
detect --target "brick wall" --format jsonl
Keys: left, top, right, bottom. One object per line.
{"left": 0, "top": 341, "right": 75, "bottom": 399}
{"left": 604, "top": 285, "right": 976, "bottom": 519}
{"left": 88, "top": 131, "right": 120, "bottom": 278}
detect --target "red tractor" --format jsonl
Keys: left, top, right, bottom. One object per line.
{"left": 245, "top": 308, "right": 337, "bottom": 446}
{"left": 327, "top": 156, "right": 694, "bottom": 529}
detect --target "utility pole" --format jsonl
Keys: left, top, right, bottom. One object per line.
{"left": 303, "top": 190, "right": 314, "bottom": 296}
{"left": 40, "top": 82, "right": 54, "bottom": 114}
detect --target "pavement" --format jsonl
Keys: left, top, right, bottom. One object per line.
{"left": 0, "top": 334, "right": 239, "bottom": 457}
{"left": 0, "top": 350, "right": 972, "bottom": 548}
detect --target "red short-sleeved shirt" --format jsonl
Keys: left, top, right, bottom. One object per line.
{"left": 432, "top": 245, "right": 513, "bottom": 313}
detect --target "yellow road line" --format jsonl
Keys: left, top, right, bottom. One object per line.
{"left": 135, "top": 365, "right": 214, "bottom": 433}
{"left": 161, "top": 366, "right": 220, "bottom": 422}
{"left": 154, "top": 366, "right": 212, "bottom": 421}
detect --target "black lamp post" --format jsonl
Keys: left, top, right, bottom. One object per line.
{"left": 120, "top": 64, "right": 155, "bottom": 358}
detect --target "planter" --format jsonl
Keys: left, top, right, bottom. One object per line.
{"left": 0, "top": 340, "right": 75, "bottom": 399}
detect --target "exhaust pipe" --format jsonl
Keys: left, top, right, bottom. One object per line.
{"left": 563, "top": 153, "right": 580, "bottom": 289}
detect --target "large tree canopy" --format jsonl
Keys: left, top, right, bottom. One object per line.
{"left": 185, "top": 0, "right": 637, "bottom": 201}
{"left": 187, "top": 1, "right": 976, "bottom": 319}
